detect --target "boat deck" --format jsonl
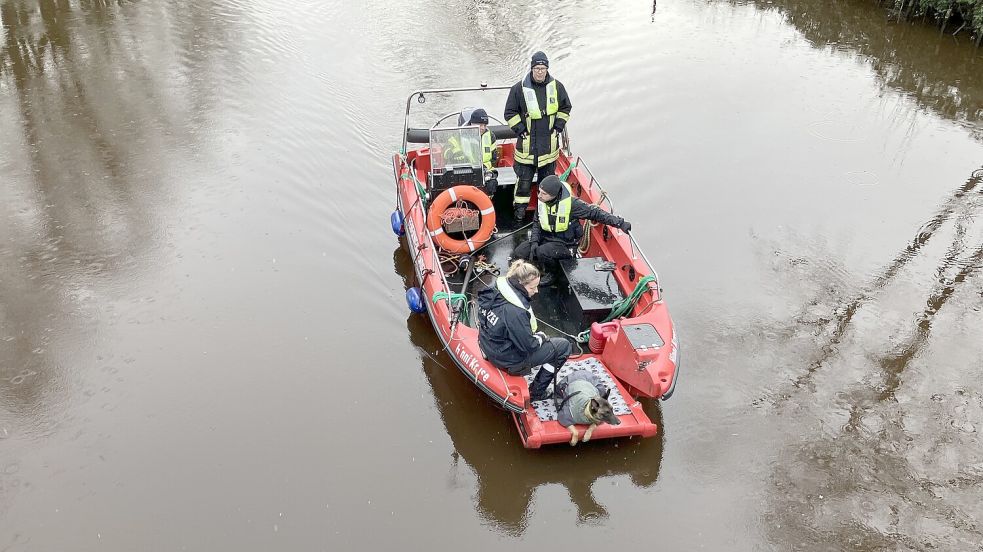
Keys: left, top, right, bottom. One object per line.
{"left": 444, "top": 224, "right": 615, "bottom": 342}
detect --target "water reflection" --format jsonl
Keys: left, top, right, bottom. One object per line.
{"left": 394, "top": 246, "right": 664, "bottom": 534}
{"left": 747, "top": 165, "right": 983, "bottom": 549}
{"left": 732, "top": 0, "right": 983, "bottom": 137}
{"left": 758, "top": 165, "right": 983, "bottom": 403}
{"left": 0, "top": 0, "right": 240, "bottom": 433}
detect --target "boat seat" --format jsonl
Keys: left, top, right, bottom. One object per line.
{"left": 558, "top": 257, "right": 626, "bottom": 326}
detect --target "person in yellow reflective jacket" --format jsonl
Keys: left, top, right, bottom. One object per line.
{"left": 457, "top": 108, "right": 498, "bottom": 170}
{"left": 514, "top": 176, "right": 631, "bottom": 286}
{"left": 460, "top": 108, "right": 500, "bottom": 195}
{"left": 504, "top": 51, "right": 572, "bottom": 226}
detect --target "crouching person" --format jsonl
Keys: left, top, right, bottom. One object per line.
{"left": 477, "top": 260, "right": 572, "bottom": 401}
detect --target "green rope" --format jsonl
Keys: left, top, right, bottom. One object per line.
{"left": 432, "top": 291, "right": 468, "bottom": 321}
{"left": 575, "top": 275, "right": 657, "bottom": 343}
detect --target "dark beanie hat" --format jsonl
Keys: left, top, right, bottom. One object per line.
{"left": 468, "top": 108, "right": 489, "bottom": 125}
{"left": 530, "top": 51, "right": 549, "bottom": 68}
{"left": 540, "top": 175, "right": 561, "bottom": 197}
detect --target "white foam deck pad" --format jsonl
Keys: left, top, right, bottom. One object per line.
{"left": 524, "top": 357, "right": 632, "bottom": 422}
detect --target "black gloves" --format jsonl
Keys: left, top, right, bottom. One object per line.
{"left": 529, "top": 244, "right": 539, "bottom": 261}
{"left": 619, "top": 220, "right": 632, "bottom": 232}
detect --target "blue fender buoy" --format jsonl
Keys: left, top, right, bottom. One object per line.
{"left": 391, "top": 210, "right": 405, "bottom": 237}
{"left": 405, "top": 287, "right": 426, "bottom": 313}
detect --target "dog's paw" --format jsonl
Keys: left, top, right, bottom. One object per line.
{"left": 568, "top": 427, "right": 579, "bottom": 446}
{"left": 583, "top": 424, "right": 596, "bottom": 442}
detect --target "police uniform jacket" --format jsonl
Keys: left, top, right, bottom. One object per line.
{"left": 477, "top": 280, "right": 543, "bottom": 372}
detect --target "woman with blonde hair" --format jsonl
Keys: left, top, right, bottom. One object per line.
{"left": 476, "top": 260, "right": 572, "bottom": 401}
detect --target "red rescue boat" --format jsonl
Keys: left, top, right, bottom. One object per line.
{"left": 391, "top": 85, "right": 679, "bottom": 448}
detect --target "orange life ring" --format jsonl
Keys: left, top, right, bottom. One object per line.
{"left": 427, "top": 186, "right": 497, "bottom": 253}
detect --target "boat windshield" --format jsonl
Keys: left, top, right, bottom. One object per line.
{"left": 429, "top": 126, "right": 482, "bottom": 174}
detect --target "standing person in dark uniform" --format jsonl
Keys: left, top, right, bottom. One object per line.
{"left": 514, "top": 175, "right": 631, "bottom": 285}
{"left": 504, "top": 51, "right": 572, "bottom": 226}
{"left": 477, "top": 260, "right": 572, "bottom": 401}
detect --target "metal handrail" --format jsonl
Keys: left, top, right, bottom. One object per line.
{"left": 402, "top": 84, "right": 513, "bottom": 154}
{"left": 398, "top": 84, "right": 513, "bottom": 300}
{"left": 393, "top": 154, "right": 454, "bottom": 298}
{"left": 431, "top": 111, "right": 508, "bottom": 129}
{"left": 573, "top": 156, "right": 663, "bottom": 302}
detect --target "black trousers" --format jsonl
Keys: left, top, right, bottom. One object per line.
{"left": 514, "top": 239, "right": 575, "bottom": 275}
{"left": 513, "top": 161, "right": 556, "bottom": 209}
{"left": 515, "top": 337, "right": 572, "bottom": 374}
{"left": 485, "top": 337, "right": 572, "bottom": 377}
{"left": 526, "top": 338, "right": 572, "bottom": 398}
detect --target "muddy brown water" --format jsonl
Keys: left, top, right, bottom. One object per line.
{"left": 2, "top": 0, "right": 982, "bottom": 549}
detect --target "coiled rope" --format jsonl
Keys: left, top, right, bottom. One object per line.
{"left": 578, "top": 190, "right": 608, "bottom": 255}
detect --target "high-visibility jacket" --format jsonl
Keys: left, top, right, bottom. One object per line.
{"left": 504, "top": 74, "right": 571, "bottom": 168}
{"left": 481, "top": 130, "right": 494, "bottom": 170}
{"left": 537, "top": 182, "right": 573, "bottom": 233}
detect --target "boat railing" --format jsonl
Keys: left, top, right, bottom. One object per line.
{"left": 575, "top": 156, "right": 663, "bottom": 303}
{"left": 402, "top": 84, "right": 512, "bottom": 154}
{"left": 393, "top": 153, "right": 455, "bottom": 300}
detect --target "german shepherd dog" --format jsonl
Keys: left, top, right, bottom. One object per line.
{"left": 554, "top": 370, "right": 621, "bottom": 445}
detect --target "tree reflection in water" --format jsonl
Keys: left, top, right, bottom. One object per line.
{"left": 746, "top": 164, "right": 983, "bottom": 549}
{"left": 0, "top": 0, "right": 241, "bottom": 435}
{"left": 731, "top": 0, "right": 983, "bottom": 139}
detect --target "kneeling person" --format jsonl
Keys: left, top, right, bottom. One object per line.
{"left": 515, "top": 175, "right": 631, "bottom": 285}
{"left": 477, "top": 260, "right": 572, "bottom": 401}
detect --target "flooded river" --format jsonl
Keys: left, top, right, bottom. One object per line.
{"left": 2, "top": 0, "right": 983, "bottom": 549}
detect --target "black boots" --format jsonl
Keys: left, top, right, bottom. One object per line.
{"left": 529, "top": 363, "right": 557, "bottom": 402}
{"left": 513, "top": 204, "right": 528, "bottom": 226}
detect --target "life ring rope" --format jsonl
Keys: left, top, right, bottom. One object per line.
{"left": 427, "top": 186, "right": 497, "bottom": 253}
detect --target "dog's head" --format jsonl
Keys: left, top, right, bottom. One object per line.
{"left": 588, "top": 388, "right": 621, "bottom": 426}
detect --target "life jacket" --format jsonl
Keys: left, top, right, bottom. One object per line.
{"left": 496, "top": 276, "right": 537, "bottom": 333}
{"left": 481, "top": 130, "right": 493, "bottom": 170}
{"left": 538, "top": 182, "right": 573, "bottom": 233}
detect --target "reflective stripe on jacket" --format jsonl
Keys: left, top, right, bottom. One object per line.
{"left": 496, "top": 277, "right": 537, "bottom": 333}
{"left": 477, "top": 277, "right": 544, "bottom": 370}
{"left": 481, "top": 130, "right": 493, "bottom": 170}
{"left": 537, "top": 182, "right": 573, "bottom": 233}
{"left": 506, "top": 74, "right": 571, "bottom": 168}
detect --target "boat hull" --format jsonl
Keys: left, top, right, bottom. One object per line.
{"left": 393, "top": 146, "right": 677, "bottom": 448}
